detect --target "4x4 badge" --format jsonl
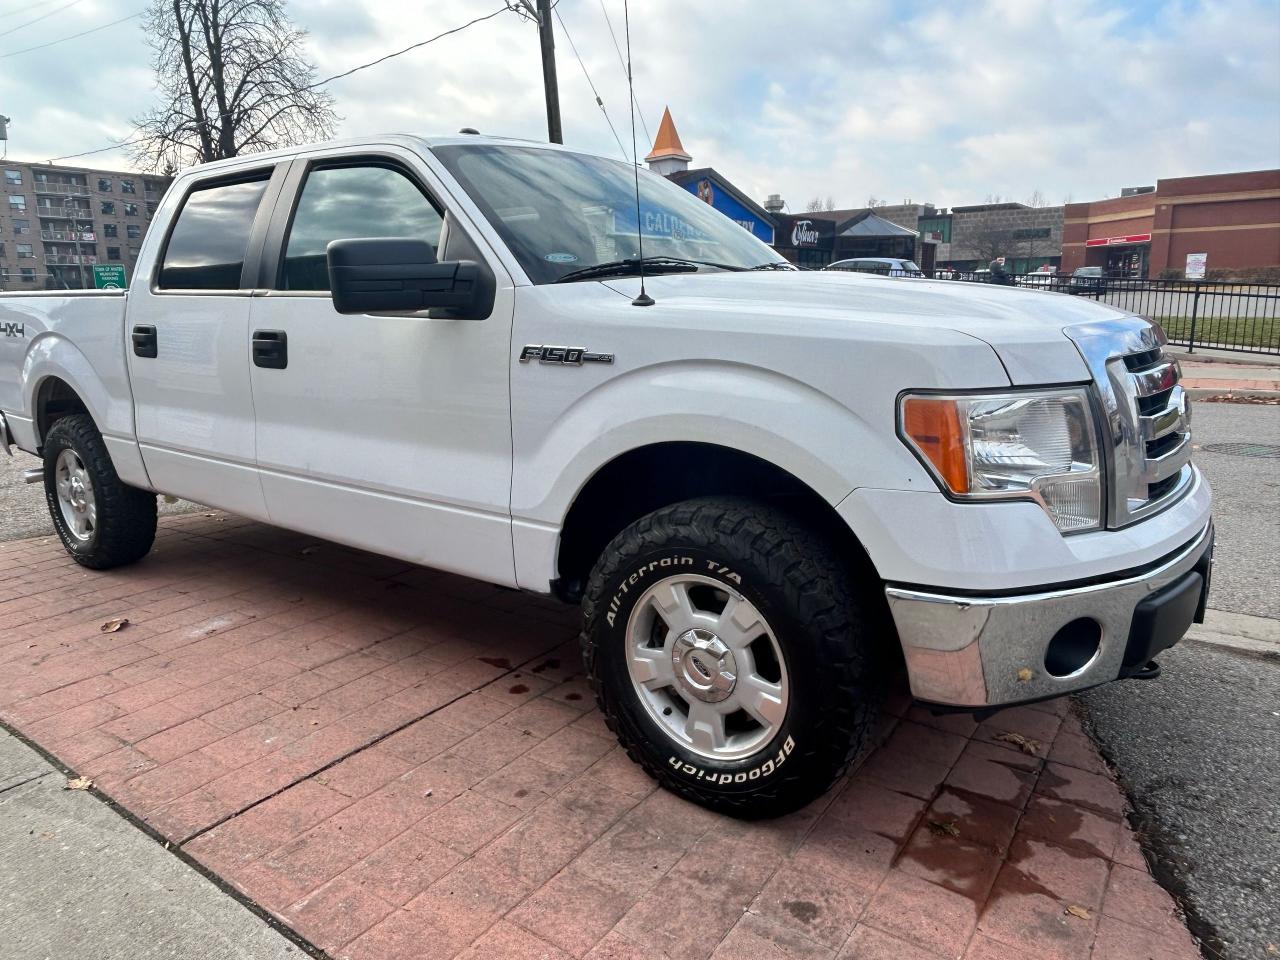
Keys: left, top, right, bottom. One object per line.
{"left": 519, "top": 345, "right": 614, "bottom": 365}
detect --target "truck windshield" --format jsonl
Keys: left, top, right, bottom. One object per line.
{"left": 432, "top": 143, "right": 785, "bottom": 284}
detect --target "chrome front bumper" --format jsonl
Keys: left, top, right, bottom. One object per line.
{"left": 885, "top": 522, "right": 1213, "bottom": 707}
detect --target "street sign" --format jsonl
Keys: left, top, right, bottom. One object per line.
{"left": 92, "top": 264, "right": 127, "bottom": 289}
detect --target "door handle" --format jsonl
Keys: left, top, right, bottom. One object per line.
{"left": 252, "top": 329, "right": 288, "bottom": 369}
{"left": 131, "top": 324, "right": 158, "bottom": 359}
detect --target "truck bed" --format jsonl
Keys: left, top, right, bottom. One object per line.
{"left": 0, "top": 289, "right": 132, "bottom": 457}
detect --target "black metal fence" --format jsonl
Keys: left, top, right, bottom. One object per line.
{"left": 940, "top": 272, "right": 1280, "bottom": 356}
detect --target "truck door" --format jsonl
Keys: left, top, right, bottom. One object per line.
{"left": 246, "top": 148, "right": 516, "bottom": 584}
{"left": 126, "top": 164, "right": 288, "bottom": 518}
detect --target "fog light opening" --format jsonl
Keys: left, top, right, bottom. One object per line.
{"left": 1044, "top": 619, "right": 1102, "bottom": 678}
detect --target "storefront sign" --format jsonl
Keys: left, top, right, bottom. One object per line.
{"left": 1085, "top": 233, "right": 1152, "bottom": 247}
{"left": 675, "top": 175, "right": 775, "bottom": 244}
{"left": 790, "top": 219, "right": 822, "bottom": 246}
{"left": 1185, "top": 252, "right": 1208, "bottom": 279}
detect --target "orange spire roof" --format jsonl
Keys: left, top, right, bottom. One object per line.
{"left": 645, "top": 106, "right": 692, "bottom": 162}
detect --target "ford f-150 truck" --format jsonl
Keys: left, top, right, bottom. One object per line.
{"left": 0, "top": 135, "right": 1212, "bottom": 816}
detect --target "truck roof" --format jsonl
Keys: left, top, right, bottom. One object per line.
{"left": 175, "top": 133, "right": 582, "bottom": 177}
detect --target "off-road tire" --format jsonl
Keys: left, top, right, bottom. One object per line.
{"left": 581, "top": 496, "right": 879, "bottom": 818}
{"left": 43, "top": 414, "right": 157, "bottom": 569}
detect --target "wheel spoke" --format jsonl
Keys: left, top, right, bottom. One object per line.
{"left": 650, "top": 579, "right": 696, "bottom": 629}
{"left": 630, "top": 646, "right": 675, "bottom": 691}
{"left": 717, "top": 594, "right": 766, "bottom": 651}
{"left": 86, "top": 502, "right": 97, "bottom": 530}
{"left": 736, "top": 673, "right": 786, "bottom": 729}
{"left": 685, "top": 700, "right": 726, "bottom": 753}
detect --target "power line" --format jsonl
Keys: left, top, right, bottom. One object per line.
{"left": 552, "top": 5, "right": 628, "bottom": 161}
{"left": 0, "top": 0, "right": 81, "bottom": 39}
{"left": 0, "top": 11, "right": 143, "bottom": 58}
{"left": 45, "top": 5, "right": 513, "bottom": 164}
{"left": 305, "top": 5, "right": 510, "bottom": 89}
{"left": 597, "top": 0, "right": 650, "bottom": 145}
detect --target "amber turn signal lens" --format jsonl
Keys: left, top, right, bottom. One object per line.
{"left": 902, "top": 397, "right": 969, "bottom": 493}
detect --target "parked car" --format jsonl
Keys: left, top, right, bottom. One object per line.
{"left": 0, "top": 134, "right": 1211, "bottom": 818}
{"left": 1017, "top": 267, "right": 1059, "bottom": 289}
{"left": 1069, "top": 266, "right": 1108, "bottom": 295}
{"left": 825, "top": 257, "right": 924, "bottom": 277}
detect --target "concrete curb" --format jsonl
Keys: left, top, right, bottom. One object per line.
{"left": 1185, "top": 608, "right": 1280, "bottom": 656}
{"left": 1186, "top": 388, "right": 1280, "bottom": 400}
{"left": 1168, "top": 349, "right": 1280, "bottom": 368}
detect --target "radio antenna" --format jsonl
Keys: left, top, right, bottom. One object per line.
{"left": 623, "top": 0, "right": 654, "bottom": 306}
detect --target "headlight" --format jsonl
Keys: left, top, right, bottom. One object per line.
{"left": 899, "top": 387, "right": 1102, "bottom": 533}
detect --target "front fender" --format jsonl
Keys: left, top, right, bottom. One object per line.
{"left": 514, "top": 359, "right": 934, "bottom": 524}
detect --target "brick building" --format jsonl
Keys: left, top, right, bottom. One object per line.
{"left": 1060, "top": 169, "right": 1280, "bottom": 279}
{"left": 1, "top": 161, "right": 170, "bottom": 290}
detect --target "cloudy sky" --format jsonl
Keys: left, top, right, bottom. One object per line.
{"left": 2, "top": 0, "right": 1278, "bottom": 210}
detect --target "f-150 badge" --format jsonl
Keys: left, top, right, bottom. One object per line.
{"left": 519, "top": 345, "right": 614, "bottom": 365}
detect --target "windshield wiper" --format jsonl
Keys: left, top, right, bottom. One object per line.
{"left": 553, "top": 256, "right": 746, "bottom": 284}
{"left": 748, "top": 261, "right": 797, "bottom": 271}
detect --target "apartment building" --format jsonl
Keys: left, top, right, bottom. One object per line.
{"left": 1, "top": 162, "right": 170, "bottom": 290}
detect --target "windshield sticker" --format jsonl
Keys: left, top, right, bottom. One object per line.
{"left": 544, "top": 252, "right": 578, "bottom": 263}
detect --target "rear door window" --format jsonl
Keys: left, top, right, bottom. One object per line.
{"left": 159, "top": 176, "right": 271, "bottom": 290}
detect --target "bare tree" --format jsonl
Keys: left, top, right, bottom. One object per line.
{"left": 804, "top": 196, "right": 836, "bottom": 212}
{"left": 1025, "top": 188, "right": 1047, "bottom": 208}
{"left": 131, "top": 0, "right": 337, "bottom": 171}
{"left": 865, "top": 195, "right": 887, "bottom": 209}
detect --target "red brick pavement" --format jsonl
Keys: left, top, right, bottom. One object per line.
{"left": 0, "top": 513, "right": 1202, "bottom": 960}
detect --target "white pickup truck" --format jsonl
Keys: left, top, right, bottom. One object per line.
{"left": 1, "top": 135, "right": 1212, "bottom": 816}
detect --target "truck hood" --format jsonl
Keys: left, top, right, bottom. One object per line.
{"left": 600, "top": 270, "right": 1135, "bottom": 384}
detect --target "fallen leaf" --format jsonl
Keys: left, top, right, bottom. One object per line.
{"left": 100, "top": 617, "right": 130, "bottom": 634}
{"left": 1017, "top": 668, "right": 1033, "bottom": 682}
{"left": 162, "top": 495, "right": 179, "bottom": 504}
{"left": 927, "top": 819, "right": 960, "bottom": 838}
{"left": 1065, "top": 905, "right": 1092, "bottom": 920}
{"left": 64, "top": 776, "right": 93, "bottom": 791}
{"left": 995, "top": 732, "right": 1042, "bottom": 755}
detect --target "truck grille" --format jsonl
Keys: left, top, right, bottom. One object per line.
{"left": 1066, "top": 318, "right": 1194, "bottom": 529}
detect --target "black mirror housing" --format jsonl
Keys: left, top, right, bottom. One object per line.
{"left": 327, "top": 238, "right": 495, "bottom": 320}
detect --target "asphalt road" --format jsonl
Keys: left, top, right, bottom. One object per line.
{"left": 1082, "top": 399, "right": 1280, "bottom": 960}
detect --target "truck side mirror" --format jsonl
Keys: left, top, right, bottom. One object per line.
{"left": 326, "top": 237, "right": 495, "bottom": 320}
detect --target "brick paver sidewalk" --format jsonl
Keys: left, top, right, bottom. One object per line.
{"left": 1180, "top": 359, "right": 1280, "bottom": 395}
{"left": 0, "top": 514, "right": 1202, "bottom": 960}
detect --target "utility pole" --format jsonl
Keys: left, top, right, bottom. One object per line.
{"left": 535, "top": 0, "right": 563, "bottom": 143}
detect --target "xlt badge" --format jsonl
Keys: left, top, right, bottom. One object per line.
{"left": 519, "top": 345, "right": 614, "bottom": 365}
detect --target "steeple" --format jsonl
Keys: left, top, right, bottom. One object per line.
{"left": 645, "top": 106, "right": 692, "bottom": 176}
